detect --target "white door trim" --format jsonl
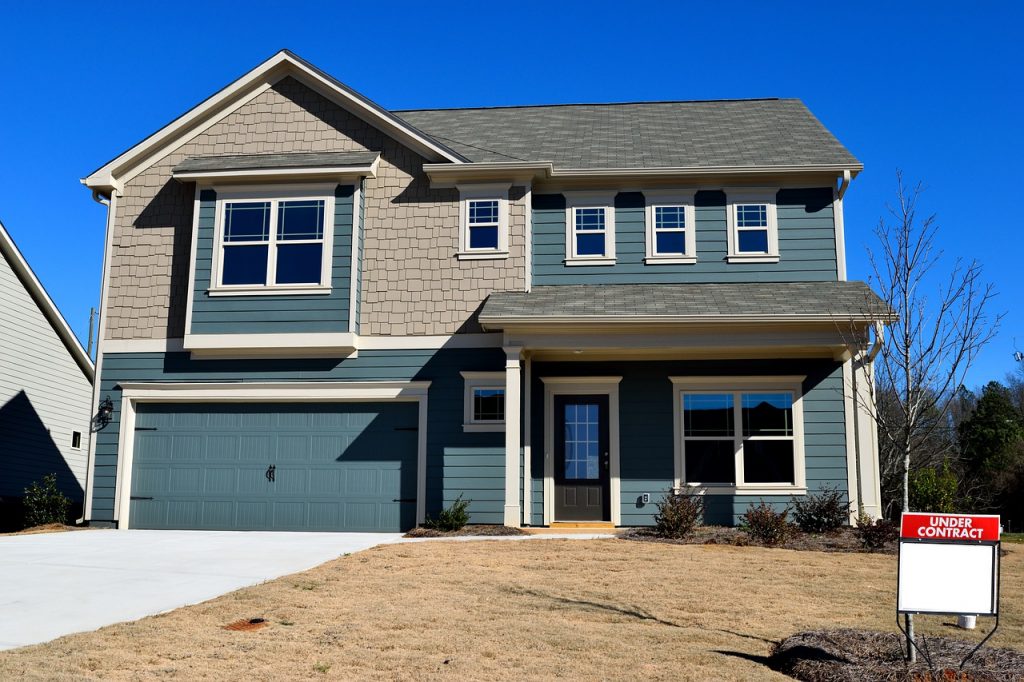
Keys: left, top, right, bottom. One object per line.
{"left": 112, "top": 381, "right": 431, "bottom": 530}
{"left": 541, "top": 376, "right": 622, "bottom": 526}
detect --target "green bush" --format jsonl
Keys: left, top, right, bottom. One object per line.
{"left": 909, "top": 462, "right": 960, "bottom": 513}
{"left": 23, "top": 473, "right": 71, "bottom": 528}
{"left": 853, "top": 513, "right": 898, "bottom": 550}
{"left": 740, "top": 501, "right": 791, "bottom": 546}
{"left": 791, "top": 486, "right": 850, "bottom": 533}
{"left": 653, "top": 489, "right": 704, "bottom": 539}
{"left": 423, "top": 494, "right": 471, "bottom": 531}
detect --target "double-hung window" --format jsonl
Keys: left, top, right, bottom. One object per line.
{"left": 726, "top": 190, "right": 779, "bottom": 262}
{"left": 671, "top": 377, "right": 806, "bottom": 492}
{"left": 461, "top": 372, "right": 506, "bottom": 432}
{"left": 458, "top": 184, "right": 509, "bottom": 259}
{"left": 213, "top": 188, "right": 334, "bottom": 294}
{"left": 644, "top": 191, "right": 696, "bottom": 264}
{"left": 565, "top": 193, "right": 616, "bottom": 265}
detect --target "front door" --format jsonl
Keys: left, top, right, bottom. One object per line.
{"left": 554, "top": 394, "right": 610, "bottom": 521}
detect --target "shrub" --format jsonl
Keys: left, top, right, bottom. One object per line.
{"left": 791, "top": 486, "right": 850, "bottom": 533}
{"left": 740, "top": 501, "right": 791, "bottom": 546}
{"left": 909, "top": 461, "right": 960, "bottom": 513}
{"left": 23, "top": 473, "right": 71, "bottom": 528}
{"left": 653, "top": 489, "right": 704, "bottom": 539}
{"left": 423, "top": 494, "right": 471, "bottom": 532}
{"left": 853, "top": 513, "right": 898, "bottom": 550}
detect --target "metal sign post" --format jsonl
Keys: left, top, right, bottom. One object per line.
{"left": 896, "top": 512, "right": 1001, "bottom": 669}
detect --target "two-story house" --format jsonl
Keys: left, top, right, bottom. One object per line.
{"left": 80, "top": 51, "right": 886, "bottom": 532}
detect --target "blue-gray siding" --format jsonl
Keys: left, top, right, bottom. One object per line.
{"left": 189, "top": 185, "right": 355, "bottom": 335}
{"left": 528, "top": 358, "right": 847, "bottom": 526}
{"left": 92, "top": 348, "right": 507, "bottom": 525}
{"left": 532, "top": 188, "right": 837, "bottom": 285}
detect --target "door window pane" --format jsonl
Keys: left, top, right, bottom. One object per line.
{"left": 742, "top": 393, "right": 793, "bottom": 436}
{"left": 275, "top": 243, "right": 323, "bottom": 284}
{"left": 564, "top": 402, "right": 600, "bottom": 480}
{"left": 221, "top": 245, "right": 268, "bottom": 285}
{"left": 684, "top": 440, "right": 735, "bottom": 484}
{"left": 683, "top": 394, "right": 734, "bottom": 436}
{"left": 743, "top": 440, "right": 795, "bottom": 484}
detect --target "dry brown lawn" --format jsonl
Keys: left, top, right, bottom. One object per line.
{"left": 1, "top": 538, "right": 1021, "bottom": 681}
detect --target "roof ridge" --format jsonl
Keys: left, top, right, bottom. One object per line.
{"left": 393, "top": 97, "right": 792, "bottom": 113}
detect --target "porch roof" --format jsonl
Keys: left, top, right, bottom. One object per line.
{"left": 479, "top": 282, "right": 891, "bottom": 328}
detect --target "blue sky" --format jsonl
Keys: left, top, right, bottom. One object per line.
{"left": 0, "top": 2, "right": 1020, "bottom": 387}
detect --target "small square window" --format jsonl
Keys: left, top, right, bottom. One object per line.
{"left": 473, "top": 388, "right": 505, "bottom": 422}
{"left": 461, "top": 372, "right": 506, "bottom": 432}
{"left": 71, "top": 431, "right": 82, "bottom": 449}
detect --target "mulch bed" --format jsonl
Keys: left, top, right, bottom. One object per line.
{"left": 770, "top": 629, "right": 1024, "bottom": 681}
{"left": 0, "top": 523, "right": 92, "bottom": 536}
{"left": 403, "top": 524, "right": 529, "bottom": 538}
{"left": 621, "top": 525, "right": 899, "bottom": 554}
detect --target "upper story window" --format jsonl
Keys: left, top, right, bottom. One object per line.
{"left": 671, "top": 377, "right": 806, "bottom": 493}
{"left": 458, "top": 184, "right": 509, "bottom": 260}
{"left": 565, "top": 193, "right": 616, "bottom": 266}
{"left": 644, "top": 191, "right": 696, "bottom": 264}
{"left": 726, "top": 190, "right": 779, "bottom": 263}
{"left": 211, "top": 186, "right": 335, "bottom": 295}
{"left": 461, "top": 371, "right": 506, "bottom": 432}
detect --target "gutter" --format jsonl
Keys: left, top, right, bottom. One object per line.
{"left": 479, "top": 313, "right": 889, "bottom": 329}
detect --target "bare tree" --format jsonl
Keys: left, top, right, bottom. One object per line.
{"left": 867, "top": 171, "right": 1001, "bottom": 660}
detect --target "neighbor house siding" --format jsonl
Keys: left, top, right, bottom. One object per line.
{"left": 532, "top": 188, "right": 837, "bottom": 285}
{"left": 188, "top": 184, "right": 354, "bottom": 335}
{"left": 90, "top": 348, "right": 506, "bottom": 524}
{"left": 528, "top": 358, "right": 847, "bottom": 526}
{"left": 0, "top": 252, "right": 91, "bottom": 501}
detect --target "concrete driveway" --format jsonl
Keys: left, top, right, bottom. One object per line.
{"left": 0, "top": 529, "right": 399, "bottom": 650}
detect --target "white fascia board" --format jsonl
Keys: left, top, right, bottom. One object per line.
{"left": 183, "top": 332, "right": 357, "bottom": 356}
{"left": 103, "top": 333, "right": 504, "bottom": 354}
{"left": 83, "top": 51, "right": 463, "bottom": 193}
{"left": 549, "top": 163, "right": 863, "bottom": 178}
{"left": 172, "top": 161, "right": 379, "bottom": 184}
{"left": 480, "top": 314, "right": 885, "bottom": 328}
{"left": 117, "top": 380, "right": 431, "bottom": 402}
{"left": 0, "top": 220, "right": 94, "bottom": 379}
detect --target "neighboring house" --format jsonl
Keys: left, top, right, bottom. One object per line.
{"left": 0, "top": 220, "right": 94, "bottom": 518}
{"left": 80, "top": 50, "right": 887, "bottom": 533}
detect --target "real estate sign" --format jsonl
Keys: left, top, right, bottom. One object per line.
{"left": 897, "top": 512, "right": 1000, "bottom": 616}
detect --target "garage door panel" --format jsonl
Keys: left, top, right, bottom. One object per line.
{"left": 129, "top": 402, "right": 417, "bottom": 532}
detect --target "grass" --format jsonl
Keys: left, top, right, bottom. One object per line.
{"left": 1003, "top": 532, "right": 1024, "bottom": 544}
{"left": 0, "top": 538, "right": 1020, "bottom": 680}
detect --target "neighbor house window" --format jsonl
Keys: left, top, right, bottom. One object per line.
{"left": 458, "top": 184, "right": 509, "bottom": 259}
{"left": 212, "top": 188, "right": 334, "bottom": 294}
{"left": 565, "top": 193, "right": 616, "bottom": 265}
{"left": 71, "top": 431, "right": 82, "bottom": 449}
{"left": 671, "top": 377, "right": 806, "bottom": 491}
{"left": 461, "top": 372, "right": 506, "bottom": 432}
{"left": 644, "top": 191, "right": 696, "bottom": 264}
{"left": 726, "top": 191, "right": 779, "bottom": 262}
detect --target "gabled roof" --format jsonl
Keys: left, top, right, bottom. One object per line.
{"left": 82, "top": 50, "right": 467, "bottom": 196}
{"left": 397, "top": 99, "right": 860, "bottom": 171}
{"left": 0, "top": 220, "right": 94, "bottom": 381}
{"left": 480, "top": 282, "right": 890, "bottom": 327}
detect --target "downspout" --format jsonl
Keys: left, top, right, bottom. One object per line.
{"left": 78, "top": 187, "right": 113, "bottom": 524}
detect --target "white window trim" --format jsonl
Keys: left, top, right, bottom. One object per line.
{"left": 208, "top": 184, "right": 336, "bottom": 296}
{"left": 71, "top": 431, "right": 83, "bottom": 450}
{"left": 669, "top": 376, "right": 807, "bottom": 495}
{"left": 644, "top": 190, "right": 697, "bottom": 264}
{"left": 457, "top": 184, "right": 510, "bottom": 260}
{"left": 565, "top": 192, "right": 616, "bottom": 266}
{"left": 461, "top": 371, "right": 506, "bottom": 432}
{"left": 726, "top": 189, "right": 780, "bottom": 263}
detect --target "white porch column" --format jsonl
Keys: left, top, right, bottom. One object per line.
{"left": 503, "top": 346, "right": 523, "bottom": 527}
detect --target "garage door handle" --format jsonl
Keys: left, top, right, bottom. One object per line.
{"left": 393, "top": 498, "right": 415, "bottom": 503}
{"left": 130, "top": 496, "right": 153, "bottom": 501}
{"left": 265, "top": 464, "right": 276, "bottom": 483}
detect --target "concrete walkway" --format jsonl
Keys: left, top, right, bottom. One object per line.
{"left": 0, "top": 529, "right": 400, "bottom": 650}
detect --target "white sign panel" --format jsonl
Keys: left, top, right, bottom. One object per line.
{"left": 897, "top": 542, "right": 998, "bottom": 615}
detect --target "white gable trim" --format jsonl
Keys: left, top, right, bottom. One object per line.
{"left": 0, "top": 220, "right": 94, "bottom": 380}
{"left": 83, "top": 51, "right": 465, "bottom": 196}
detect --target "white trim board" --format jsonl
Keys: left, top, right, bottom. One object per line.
{"left": 112, "top": 380, "right": 431, "bottom": 529}
{"left": 540, "top": 376, "right": 622, "bottom": 526}
{"left": 101, "top": 333, "right": 504, "bottom": 354}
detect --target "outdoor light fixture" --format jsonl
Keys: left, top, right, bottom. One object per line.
{"left": 93, "top": 395, "right": 114, "bottom": 431}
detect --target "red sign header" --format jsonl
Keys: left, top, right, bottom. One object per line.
{"left": 900, "top": 512, "right": 1001, "bottom": 542}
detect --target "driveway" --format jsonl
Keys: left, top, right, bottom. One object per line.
{"left": 0, "top": 529, "right": 399, "bottom": 650}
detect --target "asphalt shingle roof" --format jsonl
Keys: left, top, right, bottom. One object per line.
{"left": 173, "top": 151, "right": 380, "bottom": 173}
{"left": 480, "top": 282, "right": 889, "bottom": 323}
{"left": 395, "top": 99, "right": 859, "bottom": 170}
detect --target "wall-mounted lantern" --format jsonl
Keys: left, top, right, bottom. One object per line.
{"left": 93, "top": 395, "right": 114, "bottom": 431}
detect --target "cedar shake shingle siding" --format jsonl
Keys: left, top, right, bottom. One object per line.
{"left": 105, "top": 77, "right": 526, "bottom": 340}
